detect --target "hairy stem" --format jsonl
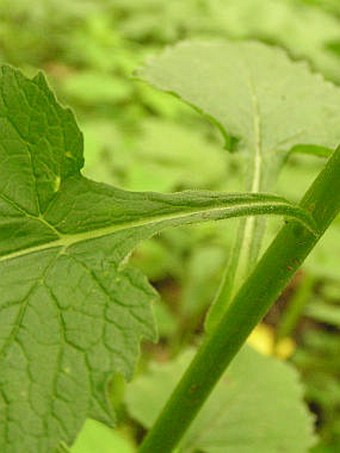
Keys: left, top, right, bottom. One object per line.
{"left": 138, "top": 146, "right": 340, "bottom": 453}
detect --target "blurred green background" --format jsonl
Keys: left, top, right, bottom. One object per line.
{"left": 1, "top": 1, "right": 339, "bottom": 451}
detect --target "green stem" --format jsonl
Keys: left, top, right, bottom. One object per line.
{"left": 205, "top": 216, "right": 265, "bottom": 331}
{"left": 138, "top": 147, "right": 340, "bottom": 453}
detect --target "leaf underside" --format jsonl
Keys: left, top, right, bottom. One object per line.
{"left": 139, "top": 40, "right": 340, "bottom": 186}
{"left": 0, "top": 65, "right": 314, "bottom": 451}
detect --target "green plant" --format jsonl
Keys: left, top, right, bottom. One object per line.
{"left": 0, "top": 38, "right": 340, "bottom": 452}
{"left": 136, "top": 40, "right": 340, "bottom": 452}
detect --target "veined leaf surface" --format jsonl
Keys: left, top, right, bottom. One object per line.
{"left": 139, "top": 40, "right": 340, "bottom": 187}
{"left": 0, "top": 66, "right": 313, "bottom": 451}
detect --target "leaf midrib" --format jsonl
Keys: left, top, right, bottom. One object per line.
{"left": 0, "top": 199, "right": 300, "bottom": 264}
{"left": 231, "top": 56, "right": 264, "bottom": 291}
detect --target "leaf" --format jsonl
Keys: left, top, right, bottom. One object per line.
{"left": 139, "top": 40, "right": 340, "bottom": 184}
{"left": 0, "top": 65, "right": 313, "bottom": 451}
{"left": 126, "top": 346, "right": 316, "bottom": 453}
{"left": 70, "top": 419, "right": 135, "bottom": 453}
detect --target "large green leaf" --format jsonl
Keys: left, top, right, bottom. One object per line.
{"left": 0, "top": 66, "right": 312, "bottom": 451}
{"left": 126, "top": 346, "right": 316, "bottom": 452}
{"left": 139, "top": 40, "right": 340, "bottom": 188}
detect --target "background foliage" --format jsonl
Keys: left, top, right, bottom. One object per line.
{"left": 0, "top": 1, "right": 339, "bottom": 451}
